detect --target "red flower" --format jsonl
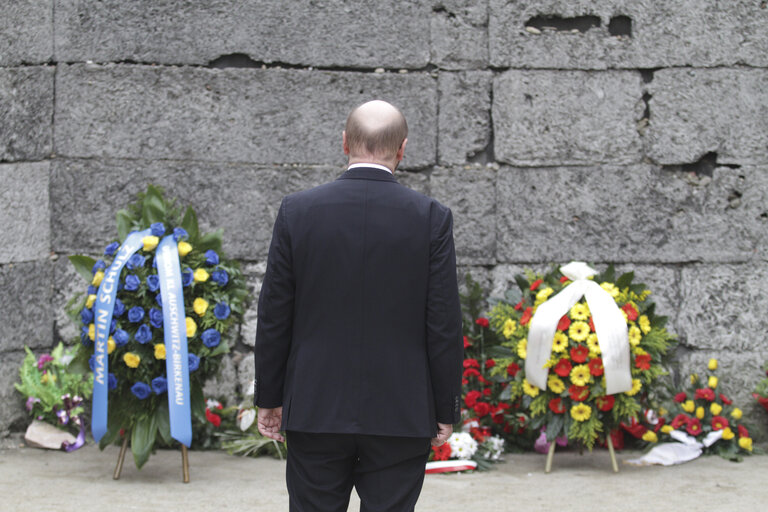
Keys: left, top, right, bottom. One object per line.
{"left": 711, "top": 416, "right": 729, "bottom": 431}
{"left": 588, "top": 317, "right": 595, "bottom": 332}
{"left": 506, "top": 362, "right": 520, "bottom": 377}
{"left": 596, "top": 395, "right": 615, "bottom": 411}
{"left": 477, "top": 374, "right": 489, "bottom": 385}
{"left": 673, "top": 392, "right": 687, "bottom": 403}
{"left": 557, "top": 315, "right": 571, "bottom": 331}
{"left": 463, "top": 359, "right": 480, "bottom": 369}
{"left": 635, "top": 354, "right": 652, "bottom": 371}
{"left": 621, "top": 303, "right": 639, "bottom": 321}
{"left": 738, "top": 425, "right": 749, "bottom": 438}
{"left": 570, "top": 345, "right": 589, "bottom": 363}
{"left": 719, "top": 393, "right": 732, "bottom": 405}
{"left": 694, "top": 388, "right": 715, "bottom": 401}
{"left": 463, "top": 368, "right": 480, "bottom": 379}
{"left": 686, "top": 417, "right": 703, "bottom": 436}
{"left": 465, "top": 390, "right": 482, "bottom": 408}
{"left": 470, "top": 426, "right": 490, "bottom": 442}
{"left": 475, "top": 317, "right": 490, "bottom": 328}
{"left": 588, "top": 358, "right": 604, "bottom": 376}
{"left": 485, "top": 359, "right": 496, "bottom": 369}
{"left": 621, "top": 417, "right": 647, "bottom": 438}
{"left": 559, "top": 275, "right": 569, "bottom": 284}
{"left": 205, "top": 408, "right": 222, "bottom": 427}
{"left": 671, "top": 414, "right": 690, "bottom": 429}
{"left": 474, "top": 402, "right": 492, "bottom": 417}
{"left": 520, "top": 307, "right": 533, "bottom": 326}
{"left": 553, "top": 358, "right": 572, "bottom": 377}
{"left": 463, "top": 336, "right": 472, "bottom": 349}
{"left": 530, "top": 279, "right": 543, "bottom": 291}
{"left": 483, "top": 388, "right": 492, "bottom": 396}
{"left": 549, "top": 397, "right": 565, "bottom": 414}
{"left": 569, "top": 384, "right": 590, "bottom": 402}
{"left": 432, "top": 443, "right": 452, "bottom": 461}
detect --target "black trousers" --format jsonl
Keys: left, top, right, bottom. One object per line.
{"left": 285, "top": 431, "right": 432, "bottom": 512}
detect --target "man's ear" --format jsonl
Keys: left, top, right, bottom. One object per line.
{"left": 396, "top": 138, "right": 408, "bottom": 161}
{"left": 342, "top": 130, "right": 350, "bottom": 155}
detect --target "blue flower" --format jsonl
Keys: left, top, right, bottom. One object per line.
{"left": 113, "top": 298, "right": 125, "bottom": 317}
{"left": 211, "top": 269, "right": 229, "bottom": 286}
{"left": 110, "top": 318, "right": 117, "bottom": 334}
{"left": 130, "top": 382, "right": 151, "bottom": 400}
{"left": 108, "top": 373, "right": 118, "bottom": 391}
{"left": 127, "top": 306, "right": 145, "bottom": 323}
{"left": 134, "top": 324, "right": 152, "bottom": 344}
{"left": 146, "top": 274, "right": 160, "bottom": 292}
{"left": 213, "top": 302, "right": 230, "bottom": 320}
{"left": 124, "top": 274, "right": 140, "bottom": 291}
{"left": 80, "top": 308, "right": 94, "bottom": 325}
{"left": 201, "top": 328, "right": 221, "bottom": 348}
{"left": 92, "top": 259, "right": 106, "bottom": 273}
{"left": 205, "top": 250, "right": 220, "bottom": 266}
{"left": 152, "top": 257, "right": 157, "bottom": 269}
{"left": 173, "top": 227, "right": 188, "bottom": 241}
{"left": 104, "top": 241, "right": 120, "bottom": 256}
{"left": 188, "top": 354, "right": 200, "bottom": 372}
{"left": 126, "top": 253, "right": 145, "bottom": 270}
{"left": 87, "top": 285, "right": 98, "bottom": 295}
{"left": 150, "top": 222, "right": 166, "bottom": 237}
{"left": 113, "top": 329, "right": 129, "bottom": 347}
{"left": 155, "top": 293, "right": 163, "bottom": 307}
{"left": 149, "top": 307, "right": 163, "bottom": 329}
{"left": 181, "top": 268, "right": 193, "bottom": 287}
{"left": 151, "top": 376, "right": 168, "bottom": 394}
{"left": 80, "top": 326, "right": 93, "bottom": 347}
{"left": 88, "top": 355, "right": 96, "bottom": 371}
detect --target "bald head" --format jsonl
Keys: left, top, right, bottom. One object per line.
{"left": 344, "top": 100, "right": 408, "bottom": 168}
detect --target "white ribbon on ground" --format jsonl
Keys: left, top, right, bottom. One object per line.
{"left": 525, "top": 262, "right": 632, "bottom": 394}
{"left": 626, "top": 430, "right": 723, "bottom": 466}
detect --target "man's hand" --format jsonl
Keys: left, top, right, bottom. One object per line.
{"left": 431, "top": 422, "right": 453, "bottom": 446}
{"left": 257, "top": 406, "right": 284, "bottom": 442}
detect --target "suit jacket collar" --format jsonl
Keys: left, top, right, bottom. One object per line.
{"left": 338, "top": 166, "right": 399, "bottom": 183}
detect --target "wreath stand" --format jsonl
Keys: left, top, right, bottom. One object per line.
{"left": 545, "top": 436, "right": 619, "bottom": 473}
{"left": 112, "top": 436, "right": 190, "bottom": 483}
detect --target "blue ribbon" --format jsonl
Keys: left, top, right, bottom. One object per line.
{"left": 92, "top": 229, "right": 153, "bottom": 442}
{"left": 156, "top": 235, "right": 192, "bottom": 447}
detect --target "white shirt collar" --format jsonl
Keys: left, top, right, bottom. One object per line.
{"left": 347, "top": 163, "right": 393, "bottom": 174}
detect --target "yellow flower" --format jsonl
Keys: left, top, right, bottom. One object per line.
{"left": 690, "top": 373, "right": 698, "bottom": 385}
{"left": 661, "top": 425, "right": 674, "bottom": 434}
{"left": 738, "top": 437, "right": 753, "bottom": 452}
{"left": 88, "top": 323, "right": 95, "bottom": 341}
{"left": 570, "top": 403, "right": 592, "bottom": 422}
{"left": 186, "top": 317, "right": 197, "bottom": 337}
{"left": 502, "top": 318, "right": 517, "bottom": 339}
{"left": 625, "top": 378, "right": 642, "bottom": 396}
{"left": 600, "top": 282, "right": 619, "bottom": 298}
{"left": 568, "top": 321, "right": 590, "bottom": 342}
{"left": 708, "top": 358, "right": 718, "bottom": 371}
{"left": 633, "top": 347, "right": 648, "bottom": 356}
{"left": 551, "top": 332, "right": 568, "bottom": 353}
{"left": 695, "top": 406, "right": 705, "bottom": 420}
{"left": 124, "top": 353, "right": 140, "bottom": 368}
{"left": 708, "top": 376, "right": 718, "bottom": 389}
{"left": 682, "top": 400, "right": 695, "bottom": 413}
{"left": 91, "top": 270, "right": 104, "bottom": 286}
{"left": 721, "top": 427, "right": 735, "bottom": 440}
{"left": 570, "top": 365, "right": 591, "bottom": 387}
{"left": 569, "top": 302, "right": 590, "bottom": 321}
{"left": 642, "top": 431, "right": 658, "bottom": 443}
{"left": 547, "top": 376, "right": 565, "bottom": 394}
{"left": 535, "top": 287, "right": 554, "bottom": 303}
{"left": 586, "top": 333, "right": 601, "bottom": 355}
{"left": 710, "top": 402, "right": 723, "bottom": 416}
{"left": 193, "top": 297, "right": 209, "bottom": 316}
{"left": 178, "top": 241, "right": 193, "bottom": 257}
{"left": 85, "top": 294, "right": 97, "bottom": 309}
{"left": 658, "top": 406, "right": 668, "bottom": 416}
{"left": 517, "top": 338, "right": 527, "bottom": 359}
{"left": 142, "top": 235, "right": 159, "bottom": 251}
{"left": 522, "top": 379, "right": 540, "bottom": 397}
{"left": 41, "top": 373, "right": 57, "bottom": 384}
{"left": 193, "top": 268, "right": 209, "bottom": 283}
{"left": 628, "top": 325, "right": 642, "bottom": 347}
{"left": 154, "top": 344, "right": 166, "bottom": 360}
{"left": 731, "top": 408, "right": 743, "bottom": 420}
{"left": 638, "top": 315, "right": 651, "bottom": 334}
{"left": 107, "top": 337, "right": 116, "bottom": 354}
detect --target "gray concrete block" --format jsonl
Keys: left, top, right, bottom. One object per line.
{"left": 50, "top": 158, "right": 341, "bottom": 260}
{"left": 203, "top": 353, "right": 238, "bottom": 405}
{"left": 0, "top": 0, "right": 52, "bottom": 65}
{"left": 0, "top": 351, "right": 27, "bottom": 435}
{"left": 431, "top": 0, "right": 489, "bottom": 69}
{"left": 394, "top": 171, "right": 430, "bottom": 197}
{"left": 489, "top": 0, "right": 768, "bottom": 69}
{"left": 236, "top": 353, "right": 255, "bottom": 399}
{"left": 438, "top": 71, "right": 492, "bottom": 165}
{"left": 55, "top": 64, "right": 437, "bottom": 169}
{"left": 0, "top": 67, "right": 54, "bottom": 161}
{"left": 52, "top": 256, "right": 87, "bottom": 344}
{"left": 493, "top": 70, "right": 644, "bottom": 166}
{"left": 430, "top": 166, "right": 496, "bottom": 265}
{"left": 646, "top": 68, "right": 768, "bottom": 166}
{"left": 0, "top": 261, "right": 53, "bottom": 353}
{"left": 678, "top": 265, "right": 768, "bottom": 352}
{"left": 496, "top": 164, "right": 766, "bottom": 264}
{"left": 614, "top": 264, "right": 679, "bottom": 329}
{"left": 54, "top": 0, "right": 429, "bottom": 68}
{"left": 0, "top": 162, "right": 50, "bottom": 264}
{"left": 239, "top": 262, "right": 267, "bottom": 349}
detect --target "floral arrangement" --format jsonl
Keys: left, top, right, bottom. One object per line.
{"left": 15, "top": 343, "right": 92, "bottom": 449}
{"left": 428, "top": 431, "right": 504, "bottom": 471}
{"left": 67, "top": 185, "right": 248, "bottom": 468}
{"left": 206, "top": 399, "right": 286, "bottom": 459}
{"left": 485, "top": 265, "right": 676, "bottom": 450}
{"left": 753, "top": 362, "right": 768, "bottom": 415}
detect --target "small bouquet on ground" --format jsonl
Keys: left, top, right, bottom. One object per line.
{"left": 15, "top": 343, "right": 92, "bottom": 451}
{"left": 426, "top": 431, "right": 505, "bottom": 473}
{"left": 752, "top": 362, "right": 768, "bottom": 415}
{"left": 207, "top": 399, "right": 286, "bottom": 459}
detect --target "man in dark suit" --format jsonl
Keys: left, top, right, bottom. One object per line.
{"left": 254, "top": 100, "right": 462, "bottom": 512}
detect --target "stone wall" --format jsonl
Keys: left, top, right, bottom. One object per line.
{"left": 1, "top": 0, "right": 767, "bottom": 438}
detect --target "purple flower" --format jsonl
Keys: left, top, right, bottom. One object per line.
{"left": 149, "top": 307, "right": 163, "bottom": 329}
{"left": 151, "top": 376, "right": 167, "bottom": 394}
{"left": 126, "top": 254, "right": 145, "bottom": 270}
{"left": 205, "top": 250, "right": 219, "bottom": 266}
{"left": 92, "top": 260, "right": 106, "bottom": 273}
{"left": 36, "top": 354, "right": 54, "bottom": 370}
{"left": 127, "top": 306, "right": 145, "bottom": 323}
{"left": 108, "top": 373, "right": 118, "bottom": 391}
{"left": 201, "top": 328, "right": 221, "bottom": 348}
{"left": 211, "top": 269, "right": 229, "bottom": 286}
{"left": 26, "top": 397, "right": 40, "bottom": 412}
{"left": 114, "top": 298, "right": 126, "bottom": 317}
{"left": 213, "top": 302, "right": 230, "bottom": 320}
{"left": 104, "top": 241, "right": 120, "bottom": 256}
{"left": 146, "top": 274, "right": 160, "bottom": 292}
{"left": 134, "top": 324, "right": 152, "bottom": 344}
{"left": 130, "top": 382, "right": 151, "bottom": 400}
{"left": 181, "top": 268, "right": 193, "bottom": 287}
{"left": 56, "top": 409, "right": 70, "bottom": 425}
{"left": 173, "top": 227, "right": 188, "bottom": 241}
{"left": 188, "top": 354, "right": 200, "bottom": 372}
{"left": 124, "top": 274, "right": 140, "bottom": 291}
{"left": 113, "top": 329, "right": 129, "bottom": 347}
{"left": 150, "top": 222, "right": 165, "bottom": 237}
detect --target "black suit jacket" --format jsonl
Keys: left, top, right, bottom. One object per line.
{"left": 254, "top": 167, "right": 462, "bottom": 438}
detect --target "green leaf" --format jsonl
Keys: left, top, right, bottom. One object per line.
{"left": 131, "top": 414, "right": 158, "bottom": 469}
{"left": 514, "top": 274, "right": 530, "bottom": 293}
{"left": 196, "top": 230, "right": 223, "bottom": 252}
{"left": 116, "top": 209, "right": 133, "bottom": 241}
{"left": 208, "top": 339, "right": 230, "bottom": 358}
{"left": 547, "top": 413, "right": 565, "bottom": 441}
{"left": 616, "top": 271, "right": 634, "bottom": 290}
{"left": 190, "top": 381, "right": 206, "bottom": 423}
{"left": 143, "top": 194, "right": 166, "bottom": 225}
{"left": 69, "top": 255, "right": 98, "bottom": 283}
{"left": 180, "top": 206, "right": 200, "bottom": 240}
{"left": 155, "top": 399, "right": 172, "bottom": 446}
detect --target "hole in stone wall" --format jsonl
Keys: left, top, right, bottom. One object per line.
{"left": 641, "top": 92, "right": 652, "bottom": 121}
{"left": 661, "top": 152, "right": 741, "bottom": 177}
{"left": 208, "top": 53, "right": 261, "bottom": 68}
{"left": 432, "top": 5, "right": 456, "bottom": 19}
{"left": 639, "top": 69, "right": 657, "bottom": 84}
{"left": 525, "top": 15, "right": 601, "bottom": 33}
{"left": 608, "top": 16, "right": 632, "bottom": 37}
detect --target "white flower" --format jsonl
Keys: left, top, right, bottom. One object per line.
{"left": 206, "top": 399, "right": 222, "bottom": 409}
{"left": 238, "top": 408, "right": 256, "bottom": 431}
{"left": 481, "top": 436, "right": 505, "bottom": 461}
{"left": 448, "top": 432, "right": 478, "bottom": 460}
